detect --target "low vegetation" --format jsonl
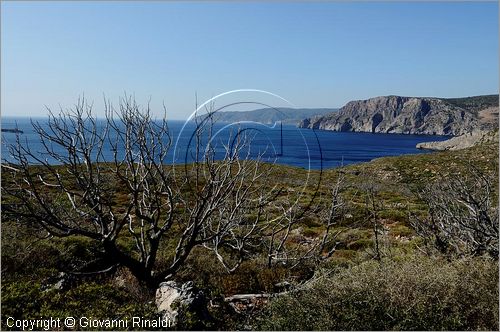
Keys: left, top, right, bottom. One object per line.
{"left": 1, "top": 102, "right": 498, "bottom": 330}
{"left": 259, "top": 256, "right": 498, "bottom": 331}
{"left": 444, "top": 94, "right": 498, "bottom": 112}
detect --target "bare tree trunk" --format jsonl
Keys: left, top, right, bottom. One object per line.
{"left": 2, "top": 96, "right": 308, "bottom": 288}
{"left": 409, "top": 159, "right": 499, "bottom": 258}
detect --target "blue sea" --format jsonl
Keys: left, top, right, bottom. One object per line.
{"left": 1, "top": 117, "right": 449, "bottom": 170}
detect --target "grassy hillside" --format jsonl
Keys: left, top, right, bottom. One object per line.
{"left": 1, "top": 139, "right": 498, "bottom": 330}
{"left": 444, "top": 94, "right": 499, "bottom": 111}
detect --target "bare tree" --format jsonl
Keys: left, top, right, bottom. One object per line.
{"left": 1, "top": 97, "right": 285, "bottom": 288}
{"left": 410, "top": 160, "right": 499, "bottom": 258}
{"left": 364, "top": 182, "right": 383, "bottom": 260}
{"left": 314, "top": 170, "right": 350, "bottom": 261}
{"left": 263, "top": 169, "right": 349, "bottom": 269}
{"left": 349, "top": 170, "right": 389, "bottom": 261}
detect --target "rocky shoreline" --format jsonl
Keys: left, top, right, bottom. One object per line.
{"left": 416, "top": 131, "right": 499, "bottom": 151}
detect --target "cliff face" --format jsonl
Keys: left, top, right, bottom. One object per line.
{"left": 298, "top": 95, "right": 499, "bottom": 136}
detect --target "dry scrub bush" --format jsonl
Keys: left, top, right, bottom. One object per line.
{"left": 259, "top": 255, "right": 498, "bottom": 330}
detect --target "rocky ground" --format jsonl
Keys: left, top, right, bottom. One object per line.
{"left": 416, "top": 130, "right": 499, "bottom": 151}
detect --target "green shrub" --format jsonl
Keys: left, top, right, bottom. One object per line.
{"left": 176, "top": 249, "right": 301, "bottom": 295}
{"left": 1, "top": 281, "right": 158, "bottom": 331}
{"left": 322, "top": 249, "right": 359, "bottom": 269}
{"left": 389, "top": 224, "right": 414, "bottom": 238}
{"left": 258, "top": 256, "right": 498, "bottom": 330}
{"left": 346, "top": 238, "right": 373, "bottom": 251}
{"left": 1, "top": 222, "right": 105, "bottom": 281}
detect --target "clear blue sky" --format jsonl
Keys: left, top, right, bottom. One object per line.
{"left": 1, "top": 1, "right": 498, "bottom": 118}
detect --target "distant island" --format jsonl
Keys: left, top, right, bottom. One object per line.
{"left": 1, "top": 128, "right": 23, "bottom": 134}
{"left": 298, "top": 94, "right": 499, "bottom": 136}
{"left": 196, "top": 107, "right": 338, "bottom": 125}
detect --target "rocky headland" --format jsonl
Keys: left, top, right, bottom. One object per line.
{"left": 299, "top": 95, "right": 498, "bottom": 136}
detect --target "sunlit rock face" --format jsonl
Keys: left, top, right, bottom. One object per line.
{"left": 299, "top": 95, "right": 499, "bottom": 136}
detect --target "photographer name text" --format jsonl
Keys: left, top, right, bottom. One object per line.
{"left": 6, "top": 316, "right": 173, "bottom": 330}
